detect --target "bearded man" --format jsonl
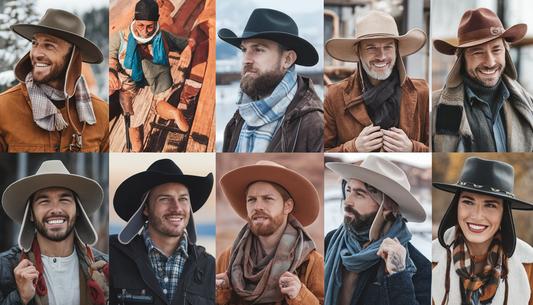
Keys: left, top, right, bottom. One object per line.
{"left": 0, "top": 9, "right": 109, "bottom": 152}
{"left": 432, "top": 8, "right": 533, "bottom": 152}
{"left": 325, "top": 155, "right": 430, "bottom": 304}
{"left": 324, "top": 10, "right": 429, "bottom": 152}
{"left": 218, "top": 8, "right": 324, "bottom": 152}
{"left": 109, "top": 159, "right": 215, "bottom": 304}
{"left": 0, "top": 160, "right": 109, "bottom": 304}
{"left": 216, "top": 161, "right": 324, "bottom": 304}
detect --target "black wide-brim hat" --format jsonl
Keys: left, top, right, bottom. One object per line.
{"left": 434, "top": 157, "right": 533, "bottom": 257}
{"left": 218, "top": 8, "right": 319, "bottom": 67}
{"left": 114, "top": 159, "right": 213, "bottom": 244}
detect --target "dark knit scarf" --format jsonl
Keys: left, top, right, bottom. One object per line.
{"left": 19, "top": 237, "right": 109, "bottom": 305}
{"left": 361, "top": 66, "right": 402, "bottom": 130}
{"left": 461, "top": 71, "right": 506, "bottom": 120}
{"left": 453, "top": 228, "right": 508, "bottom": 305}
{"left": 228, "top": 214, "right": 315, "bottom": 304}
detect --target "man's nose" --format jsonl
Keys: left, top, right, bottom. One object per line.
{"left": 242, "top": 50, "right": 253, "bottom": 66}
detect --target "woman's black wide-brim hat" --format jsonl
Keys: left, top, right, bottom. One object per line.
{"left": 218, "top": 8, "right": 319, "bottom": 67}
{"left": 114, "top": 159, "right": 213, "bottom": 244}
{"left": 433, "top": 157, "right": 533, "bottom": 257}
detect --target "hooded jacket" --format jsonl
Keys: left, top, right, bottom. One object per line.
{"left": 432, "top": 227, "right": 533, "bottom": 305}
{"left": 215, "top": 246, "right": 324, "bottom": 305}
{"left": 0, "top": 244, "right": 108, "bottom": 305}
{"left": 109, "top": 234, "right": 215, "bottom": 305}
{"left": 222, "top": 75, "right": 324, "bottom": 152}
{"left": 0, "top": 50, "right": 109, "bottom": 153}
{"left": 324, "top": 70, "right": 429, "bottom": 152}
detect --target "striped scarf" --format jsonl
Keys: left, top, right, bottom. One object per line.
{"left": 235, "top": 66, "right": 297, "bottom": 152}
{"left": 453, "top": 228, "right": 508, "bottom": 304}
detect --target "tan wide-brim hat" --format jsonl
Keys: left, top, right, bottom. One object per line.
{"left": 10, "top": 8, "right": 103, "bottom": 64}
{"left": 325, "top": 10, "right": 427, "bottom": 63}
{"left": 326, "top": 155, "right": 426, "bottom": 223}
{"left": 219, "top": 161, "right": 320, "bottom": 227}
{"left": 2, "top": 160, "right": 103, "bottom": 251}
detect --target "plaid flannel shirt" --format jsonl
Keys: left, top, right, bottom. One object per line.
{"left": 143, "top": 223, "right": 188, "bottom": 303}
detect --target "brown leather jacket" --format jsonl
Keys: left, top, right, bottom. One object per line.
{"left": 216, "top": 247, "right": 324, "bottom": 305}
{"left": 324, "top": 71, "right": 429, "bottom": 152}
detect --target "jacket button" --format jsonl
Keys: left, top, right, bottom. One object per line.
{"left": 54, "top": 145, "right": 60, "bottom": 151}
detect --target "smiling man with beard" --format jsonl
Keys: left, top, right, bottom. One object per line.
{"left": 433, "top": 8, "right": 533, "bottom": 152}
{"left": 0, "top": 160, "right": 109, "bottom": 305}
{"left": 0, "top": 9, "right": 109, "bottom": 152}
{"left": 218, "top": 8, "right": 324, "bottom": 152}
{"left": 216, "top": 160, "right": 324, "bottom": 304}
{"left": 324, "top": 11, "right": 429, "bottom": 152}
{"left": 109, "top": 159, "right": 215, "bottom": 305}
{"left": 324, "top": 155, "right": 430, "bottom": 305}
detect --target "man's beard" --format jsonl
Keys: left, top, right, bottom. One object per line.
{"left": 360, "top": 56, "right": 396, "bottom": 81}
{"left": 149, "top": 212, "right": 188, "bottom": 238}
{"left": 34, "top": 214, "right": 76, "bottom": 242}
{"left": 343, "top": 206, "right": 377, "bottom": 233}
{"left": 32, "top": 58, "right": 68, "bottom": 86}
{"left": 465, "top": 63, "right": 504, "bottom": 88}
{"left": 240, "top": 63, "right": 286, "bottom": 98}
{"left": 247, "top": 211, "right": 285, "bottom": 237}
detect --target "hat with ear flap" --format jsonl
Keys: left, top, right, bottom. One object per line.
{"left": 2, "top": 160, "right": 103, "bottom": 252}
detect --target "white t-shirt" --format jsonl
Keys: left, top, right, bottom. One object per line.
{"left": 41, "top": 248, "right": 80, "bottom": 305}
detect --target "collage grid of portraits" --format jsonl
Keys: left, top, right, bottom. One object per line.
{"left": 1, "top": 0, "right": 533, "bottom": 304}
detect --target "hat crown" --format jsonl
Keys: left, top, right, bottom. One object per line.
{"left": 458, "top": 8, "right": 503, "bottom": 38}
{"left": 459, "top": 157, "right": 514, "bottom": 193}
{"left": 242, "top": 8, "right": 298, "bottom": 37}
{"left": 146, "top": 159, "right": 184, "bottom": 176}
{"left": 359, "top": 155, "right": 410, "bottom": 191}
{"left": 355, "top": 11, "right": 399, "bottom": 40}
{"left": 35, "top": 160, "right": 71, "bottom": 175}
{"left": 38, "top": 9, "right": 85, "bottom": 37}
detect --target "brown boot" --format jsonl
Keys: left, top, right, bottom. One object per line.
{"left": 156, "top": 100, "right": 189, "bottom": 132}
{"left": 129, "top": 126, "right": 143, "bottom": 152}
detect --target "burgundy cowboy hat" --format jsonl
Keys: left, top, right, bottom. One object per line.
{"left": 434, "top": 157, "right": 533, "bottom": 257}
{"left": 114, "top": 159, "right": 213, "bottom": 244}
{"left": 218, "top": 8, "right": 319, "bottom": 67}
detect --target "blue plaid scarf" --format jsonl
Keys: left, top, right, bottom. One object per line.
{"left": 235, "top": 66, "right": 297, "bottom": 152}
{"left": 324, "top": 217, "right": 417, "bottom": 305}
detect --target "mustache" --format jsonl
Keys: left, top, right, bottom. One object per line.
{"left": 344, "top": 206, "right": 358, "bottom": 215}
{"left": 250, "top": 211, "right": 272, "bottom": 219}
{"left": 478, "top": 64, "right": 503, "bottom": 70}
{"left": 242, "top": 65, "right": 257, "bottom": 74}
{"left": 163, "top": 213, "right": 186, "bottom": 218}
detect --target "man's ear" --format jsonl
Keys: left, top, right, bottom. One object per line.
{"left": 353, "top": 43, "right": 360, "bottom": 58}
{"left": 29, "top": 206, "right": 34, "bottom": 222}
{"left": 143, "top": 203, "right": 148, "bottom": 217}
{"left": 282, "top": 50, "right": 297, "bottom": 69}
{"left": 284, "top": 198, "right": 294, "bottom": 214}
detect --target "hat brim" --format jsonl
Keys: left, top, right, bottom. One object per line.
{"left": 219, "top": 164, "right": 320, "bottom": 227}
{"left": 433, "top": 23, "right": 527, "bottom": 56}
{"left": 326, "top": 162, "right": 426, "bottom": 223}
{"left": 2, "top": 173, "right": 103, "bottom": 225}
{"left": 433, "top": 182, "right": 533, "bottom": 210}
{"left": 218, "top": 28, "right": 319, "bottom": 67}
{"left": 10, "top": 24, "right": 104, "bottom": 64}
{"left": 113, "top": 172, "right": 214, "bottom": 222}
{"left": 325, "top": 28, "right": 427, "bottom": 62}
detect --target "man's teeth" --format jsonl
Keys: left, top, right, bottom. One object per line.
{"left": 255, "top": 217, "right": 267, "bottom": 220}
{"left": 47, "top": 219, "right": 65, "bottom": 224}
{"left": 469, "top": 224, "right": 487, "bottom": 230}
{"left": 167, "top": 218, "right": 182, "bottom": 221}
{"left": 373, "top": 63, "right": 387, "bottom": 68}
{"left": 35, "top": 63, "right": 49, "bottom": 67}
{"left": 479, "top": 70, "right": 496, "bottom": 75}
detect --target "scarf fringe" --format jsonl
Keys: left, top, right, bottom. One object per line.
{"left": 54, "top": 112, "right": 69, "bottom": 131}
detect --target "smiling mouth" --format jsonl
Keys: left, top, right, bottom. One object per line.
{"left": 46, "top": 219, "right": 65, "bottom": 225}
{"left": 372, "top": 62, "right": 388, "bottom": 68}
{"left": 166, "top": 217, "right": 183, "bottom": 222}
{"left": 467, "top": 223, "right": 488, "bottom": 232}
{"left": 479, "top": 69, "right": 497, "bottom": 75}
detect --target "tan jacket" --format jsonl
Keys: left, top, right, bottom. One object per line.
{"left": 216, "top": 247, "right": 324, "bottom": 305}
{"left": 324, "top": 71, "right": 429, "bottom": 152}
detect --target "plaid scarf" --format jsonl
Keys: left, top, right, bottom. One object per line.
{"left": 228, "top": 214, "right": 315, "bottom": 304}
{"left": 453, "top": 228, "right": 508, "bottom": 305}
{"left": 235, "top": 66, "right": 297, "bottom": 152}
{"left": 25, "top": 72, "right": 96, "bottom": 131}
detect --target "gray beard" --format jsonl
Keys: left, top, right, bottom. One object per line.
{"left": 360, "top": 57, "right": 395, "bottom": 81}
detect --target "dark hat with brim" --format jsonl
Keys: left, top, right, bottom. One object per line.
{"left": 114, "top": 159, "right": 213, "bottom": 244}
{"left": 218, "top": 8, "right": 319, "bottom": 67}
{"left": 10, "top": 8, "right": 103, "bottom": 64}
{"left": 434, "top": 157, "right": 533, "bottom": 257}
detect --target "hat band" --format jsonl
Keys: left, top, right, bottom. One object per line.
{"left": 457, "top": 27, "right": 504, "bottom": 46}
{"left": 456, "top": 181, "right": 515, "bottom": 198}
{"left": 356, "top": 33, "right": 398, "bottom": 41}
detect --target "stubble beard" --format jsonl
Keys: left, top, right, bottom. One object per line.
{"left": 240, "top": 63, "right": 286, "bottom": 99}
{"left": 247, "top": 211, "right": 285, "bottom": 237}
{"left": 34, "top": 214, "right": 76, "bottom": 243}
{"left": 149, "top": 213, "right": 188, "bottom": 238}
{"left": 466, "top": 64, "right": 504, "bottom": 88}
{"left": 360, "top": 56, "right": 396, "bottom": 81}
{"left": 32, "top": 57, "right": 68, "bottom": 87}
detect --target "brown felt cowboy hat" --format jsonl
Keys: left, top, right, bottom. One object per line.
{"left": 219, "top": 160, "right": 320, "bottom": 227}
{"left": 2, "top": 160, "right": 103, "bottom": 251}
{"left": 434, "top": 8, "right": 527, "bottom": 86}
{"left": 325, "top": 10, "right": 426, "bottom": 85}
{"left": 10, "top": 8, "right": 103, "bottom": 64}
{"left": 434, "top": 157, "right": 533, "bottom": 257}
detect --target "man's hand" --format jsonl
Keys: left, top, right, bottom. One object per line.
{"left": 216, "top": 272, "right": 231, "bottom": 290}
{"left": 279, "top": 271, "right": 302, "bottom": 300}
{"left": 355, "top": 124, "right": 383, "bottom": 152}
{"left": 178, "top": 45, "right": 193, "bottom": 69}
{"left": 14, "top": 259, "right": 38, "bottom": 304}
{"left": 109, "top": 72, "right": 121, "bottom": 96}
{"left": 376, "top": 237, "right": 407, "bottom": 275}
{"left": 382, "top": 127, "right": 413, "bottom": 152}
